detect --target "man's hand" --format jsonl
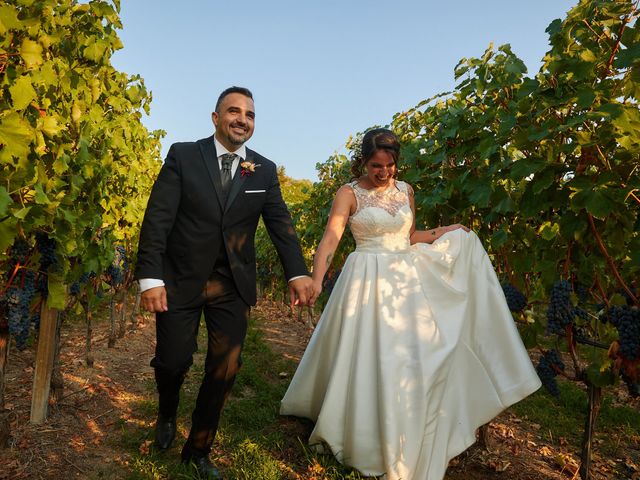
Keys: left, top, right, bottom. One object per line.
{"left": 288, "top": 276, "right": 314, "bottom": 307}
{"left": 141, "top": 286, "right": 168, "bottom": 313}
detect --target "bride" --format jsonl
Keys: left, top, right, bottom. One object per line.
{"left": 280, "top": 128, "right": 541, "bottom": 480}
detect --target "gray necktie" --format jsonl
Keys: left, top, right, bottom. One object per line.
{"left": 220, "top": 153, "right": 235, "bottom": 199}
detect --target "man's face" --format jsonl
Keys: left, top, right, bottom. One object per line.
{"left": 212, "top": 93, "right": 255, "bottom": 150}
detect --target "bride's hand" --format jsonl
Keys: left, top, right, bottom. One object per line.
{"left": 308, "top": 280, "right": 323, "bottom": 306}
{"left": 444, "top": 223, "right": 470, "bottom": 234}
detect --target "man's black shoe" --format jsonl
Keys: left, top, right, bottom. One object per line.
{"left": 153, "top": 414, "right": 176, "bottom": 450}
{"left": 182, "top": 454, "right": 223, "bottom": 479}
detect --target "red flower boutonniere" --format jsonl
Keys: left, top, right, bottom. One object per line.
{"left": 240, "top": 161, "right": 260, "bottom": 177}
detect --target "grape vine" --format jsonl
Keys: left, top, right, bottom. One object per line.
{"left": 0, "top": 0, "right": 162, "bottom": 352}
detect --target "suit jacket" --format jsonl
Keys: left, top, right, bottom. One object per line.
{"left": 135, "top": 135, "right": 309, "bottom": 306}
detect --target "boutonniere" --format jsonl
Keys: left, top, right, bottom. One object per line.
{"left": 240, "top": 161, "right": 260, "bottom": 176}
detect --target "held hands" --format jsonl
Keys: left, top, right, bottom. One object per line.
{"left": 141, "top": 286, "right": 168, "bottom": 313}
{"left": 289, "top": 276, "right": 315, "bottom": 307}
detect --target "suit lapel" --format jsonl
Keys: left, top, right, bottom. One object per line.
{"left": 198, "top": 136, "right": 226, "bottom": 209}
{"left": 224, "top": 149, "right": 252, "bottom": 213}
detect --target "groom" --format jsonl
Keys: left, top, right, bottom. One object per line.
{"left": 135, "top": 86, "right": 312, "bottom": 478}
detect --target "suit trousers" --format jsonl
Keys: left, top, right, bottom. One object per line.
{"left": 151, "top": 271, "right": 249, "bottom": 454}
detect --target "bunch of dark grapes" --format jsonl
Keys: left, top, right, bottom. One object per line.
{"left": 8, "top": 237, "right": 31, "bottom": 266}
{"left": 536, "top": 349, "right": 565, "bottom": 397}
{"left": 106, "top": 264, "right": 124, "bottom": 287}
{"left": 546, "top": 280, "right": 575, "bottom": 334}
{"left": 501, "top": 282, "right": 527, "bottom": 312}
{"left": 575, "top": 284, "right": 589, "bottom": 303}
{"left": 35, "top": 232, "right": 57, "bottom": 270}
{"left": 70, "top": 271, "right": 95, "bottom": 295}
{"left": 30, "top": 312, "right": 40, "bottom": 331}
{"left": 6, "top": 270, "right": 38, "bottom": 350}
{"left": 116, "top": 245, "right": 129, "bottom": 272}
{"left": 5, "top": 289, "right": 23, "bottom": 336}
{"left": 106, "top": 246, "right": 128, "bottom": 287}
{"left": 608, "top": 306, "right": 640, "bottom": 361}
{"left": 70, "top": 282, "right": 81, "bottom": 296}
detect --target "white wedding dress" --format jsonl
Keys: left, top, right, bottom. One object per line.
{"left": 280, "top": 181, "right": 541, "bottom": 480}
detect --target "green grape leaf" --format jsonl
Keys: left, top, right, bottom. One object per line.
{"left": 0, "top": 217, "right": 18, "bottom": 253}
{"left": 0, "top": 112, "right": 33, "bottom": 159}
{"left": 0, "top": 4, "right": 20, "bottom": 35}
{"left": 9, "top": 75, "right": 37, "bottom": 111}
{"left": 38, "top": 115, "right": 65, "bottom": 138}
{"left": 519, "top": 324, "right": 539, "bottom": 350}
{"left": 491, "top": 228, "right": 508, "bottom": 249}
{"left": 509, "top": 157, "right": 546, "bottom": 179}
{"left": 609, "top": 293, "right": 627, "bottom": 306}
{"left": 576, "top": 89, "right": 596, "bottom": 108}
{"left": 545, "top": 18, "right": 562, "bottom": 36}
{"left": 20, "top": 38, "right": 44, "bottom": 69}
{"left": 614, "top": 43, "right": 640, "bottom": 69}
{"left": 34, "top": 183, "right": 50, "bottom": 205}
{"left": 580, "top": 49, "right": 597, "bottom": 63}
{"left": 83, "top": 39, "right": 109, "bottom": 62}
{"left": 585, "top": 190, "right": 615, "bottom": 219}
{"left": 585, "top": 362, "right": 616, "bottom": 388}
{"left": 13, "top": 207, "right": 31, "bottom": 219}
{"left": 538, "top": 221, "right": 560, "bottom": 241}
{"left": 53, "top": 154, "right": 70, "bottom": 175}
{"left": 0, "top": 186, "right": 12, "bottom": 215}
{"left": 46, "top": 272, "right": 67, "bottom": 310}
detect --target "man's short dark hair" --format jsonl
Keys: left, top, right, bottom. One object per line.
{"left": 215, "top": 86, "right": 253, "bottom": 112}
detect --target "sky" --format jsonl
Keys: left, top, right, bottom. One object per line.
{"left": 111, "top": 0, "right": 578, "bottom": 181}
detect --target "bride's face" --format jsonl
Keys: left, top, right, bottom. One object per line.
{"left": 365, "top": 150, "right": 396, "bottom": 187}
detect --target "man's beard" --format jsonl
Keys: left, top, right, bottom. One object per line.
{"left": 229, "top": 134, "right": 247, "bottom": 145}
{"left": 228, "top": 125, "right": 249, "bottom": 145}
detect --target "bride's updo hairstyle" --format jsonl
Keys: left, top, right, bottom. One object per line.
{"left": 350, "top": 128, "right": 401, "bottom": 179}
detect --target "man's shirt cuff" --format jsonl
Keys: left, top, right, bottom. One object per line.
{"left": 139, "top": 278, "right": 165, "bottom": 292}
{"left": 288, "top": 275, "right": 309, "bottom": 283}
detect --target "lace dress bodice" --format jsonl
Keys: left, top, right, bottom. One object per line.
{"left": 348, "top": 180, "right": 413, "bottom": 253}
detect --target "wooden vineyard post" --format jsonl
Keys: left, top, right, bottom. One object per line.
{"left": 0, "top": 318, "right": 10, "bottom": 448}
{"left": 30, "top": 303, "right": 58, "bottom": 424}
{"left": 579, "top": 381, "right": 602, "bottom": 480}
{"left": 130, "top": 285, "right": 141, "bottom": 331}
{"left": 0, "top": 322, "right": 9, "bottom": 410}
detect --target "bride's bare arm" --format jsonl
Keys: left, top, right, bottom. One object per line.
{"left": 407, "top": 184, "right": 469, "bottom": 244}
{"left": 309, "top": 186, "right": 356, "bottom": 302}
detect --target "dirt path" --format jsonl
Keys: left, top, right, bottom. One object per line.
{"left": 0, "top": 300, "right": 636, "bottom": 479}
{"left": 0, "top": 310, "right": 156, "bottom": 479}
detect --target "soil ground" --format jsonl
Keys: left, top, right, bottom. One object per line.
{"left": 0, "top": 300, "right": 638, "bottom": 479}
